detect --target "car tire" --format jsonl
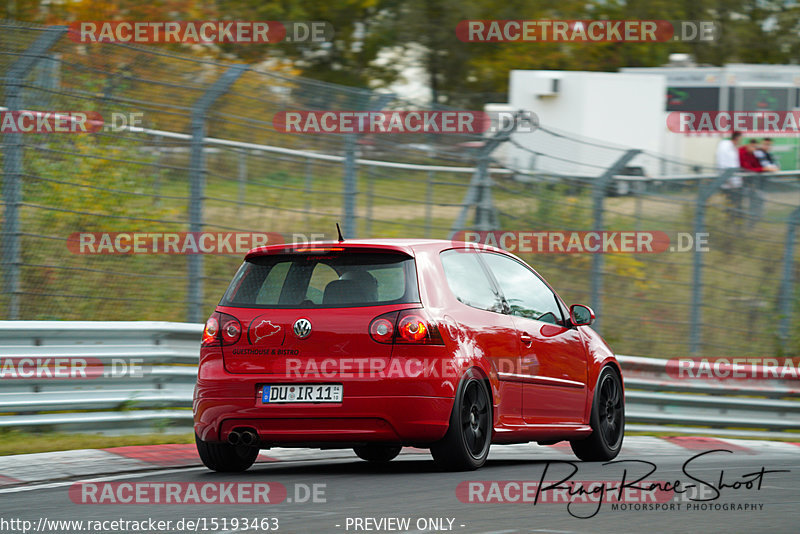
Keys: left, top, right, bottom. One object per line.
{"left": 353, "top": 445, "right": 402, "bottom": 463}
{"left": 570, "top": 365, "right": 624, "bottom": 461}
{"left": 195, "top": 433, "right": 259, "bottom": 472}
{"left": 431, "top": 371, "right": 492, "bottom": 471}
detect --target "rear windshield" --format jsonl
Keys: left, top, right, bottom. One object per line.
{"left": 220, "top": 252, "right": 419, "bottom": 308}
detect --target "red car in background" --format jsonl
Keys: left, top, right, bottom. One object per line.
{"left": 194, "top": 239, "right": 624, "bottom": 471}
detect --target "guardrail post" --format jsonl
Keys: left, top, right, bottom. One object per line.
{"left": 1, "top": 26, "right": 66, "bottom": 320}
{"left": 689, "top": 168, "right": 737, "bottom": 354}
{"left": 187, "top": 65, "right": 247, "bottom": 323}
{"left": 590, "top": 150, "right": 641, "bottom": 333}
{"left": 342, "top": 134, "right": 357, "bottom": 238}
{"left": 778, "top": 206, "right": 800, "bottom": 350}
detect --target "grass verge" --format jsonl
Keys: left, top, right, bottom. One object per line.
{"left": 0, "top": 430, "right": 194, "bottom": 456}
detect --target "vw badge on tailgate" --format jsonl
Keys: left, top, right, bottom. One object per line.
{"left": 293, "top": 318, "right": 312, "bottom": 339}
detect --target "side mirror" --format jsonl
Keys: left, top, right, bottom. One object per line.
{"left": 570, "top": 304, "right": 595, "bottom": 326}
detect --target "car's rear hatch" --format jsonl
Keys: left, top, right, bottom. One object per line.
{"left": 215, "top": 244, "right": 420, "bottom": 375}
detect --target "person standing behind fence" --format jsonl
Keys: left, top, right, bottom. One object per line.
{"left": 716, "top": 131, "right": 742, "bottom": 213}
{"left": 754, "top": 138, "right": 780, "bottom": 172}
{"left": 739, "top": 139, "right": 764, "bottom": 173}
{"left": 753, "top": 138, "right": 778, "bottom": 223}
{"left": 738, "top": 139, "right": 770, "bottom": 225}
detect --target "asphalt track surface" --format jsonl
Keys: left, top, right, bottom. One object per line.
{"left": 1, "top": 439, "right": 798, "bottom": 534}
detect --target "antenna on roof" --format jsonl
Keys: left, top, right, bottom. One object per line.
{"left": 336, "top": 223, "right": 344, "bottom": 243}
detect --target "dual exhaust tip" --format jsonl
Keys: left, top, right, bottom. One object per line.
{"left": 227, "top": 429, "right": 259, "bottom": 446}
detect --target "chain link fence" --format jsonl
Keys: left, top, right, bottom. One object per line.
{"left": 1, "top": 22, "right": 799, "bottom": 359}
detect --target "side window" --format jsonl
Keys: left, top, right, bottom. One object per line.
{"left": 480, "top": 253, "right": 563, "bottom": 324}
{"left": 440, "top": 250, "right": 502, "bottom": 312}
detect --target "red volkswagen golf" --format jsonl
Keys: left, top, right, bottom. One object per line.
{"left": 194, "top": 239, "right": 624, "bottom": 471}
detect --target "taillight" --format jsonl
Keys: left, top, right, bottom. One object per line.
{"left": 398, "top": 314, "right": 428, "bottom": 342}
{"left": 221, "top": 318, "right": 241, "bottom": 344}
{"left": 202, "top": 314, "right": 219, "bottom": 346}
{"left": 369, "top": 309, "right": 443, "bottom": 345}
{"left": 369, "top": 317, "right": 395, "bottom": 343}
{"left": 202, "top": 312, "right": 241, "bottom": 346}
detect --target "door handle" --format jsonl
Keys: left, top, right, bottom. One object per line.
{"left": 520, "top": 332, "right": 533, "bottom": 346}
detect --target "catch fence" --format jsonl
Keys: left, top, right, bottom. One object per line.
{"left": 1, "top": 22, "right": 799, "bottom": 359}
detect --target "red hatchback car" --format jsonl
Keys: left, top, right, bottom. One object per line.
{"left": 194, "top": 239, "right": 624, "bottom": 471}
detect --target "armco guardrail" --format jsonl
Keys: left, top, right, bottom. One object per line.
{"left": 0, "top": 322, "right": 798, "bottom": 439}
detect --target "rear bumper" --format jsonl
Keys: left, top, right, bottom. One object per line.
{"left": 194, "top": 346, "right": 463, "bottom": 445}
{"left": 194, "top": 394, "right": 453, "bottom": 445}
{"left": 194, "top": 354, "right": 457, "bottom": 444}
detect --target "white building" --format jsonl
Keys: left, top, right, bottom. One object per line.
{"left": 504, "top": 70, "right": 666, "bottom": 177}
{"left": 499, "top": 65, "right": 800, "bottom": 177}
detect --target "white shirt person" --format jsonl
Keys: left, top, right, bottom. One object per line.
{"left": 716, "top": 132, "right": 742, "bottom": 188}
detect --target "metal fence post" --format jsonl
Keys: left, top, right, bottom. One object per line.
{"left": 342, "top": 134, "right": 357, "bottom": 238}
{"left": 451, "top": 111, "right": 525, "bottom": 236}
{"left": 778, "top": 206, "right": 800, "bottom": 349}
{"left": 153, "top": 135, "right": 163, "bottom": 206}
{"left": 237, "top": 149, "right": 247, "bottom": 204}
{"left": 634, "top": 191, "right": 643, "bottom": 232}
{"left": 474, "top": 153, "right": 499, "bottom": 231}
{"left": 187, "top": 65, "right": 247, "bottom": 323}
{"left": 304, "top": 157, "right": 313, "bottom": 229}
{"left": 425, "top": 170, "right": 434, "bottom": 238}
{"left": 1, "top": 26, "right": 65, "bottom": 320}
{"left": 341, "top": 93, "right": 393, "bottom": 238}
{"left": 365, "top": 166, "right": 374, "bottom": 237}
{"left": 689, "top": 168, "right": 737, "bottom": 354}
{"left": 590, "top": 150, "right": 641, "bottom": 333}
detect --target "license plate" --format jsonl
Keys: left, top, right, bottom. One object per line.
{"left": 261, "top": 384, "right": 342, "bottom": 404}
